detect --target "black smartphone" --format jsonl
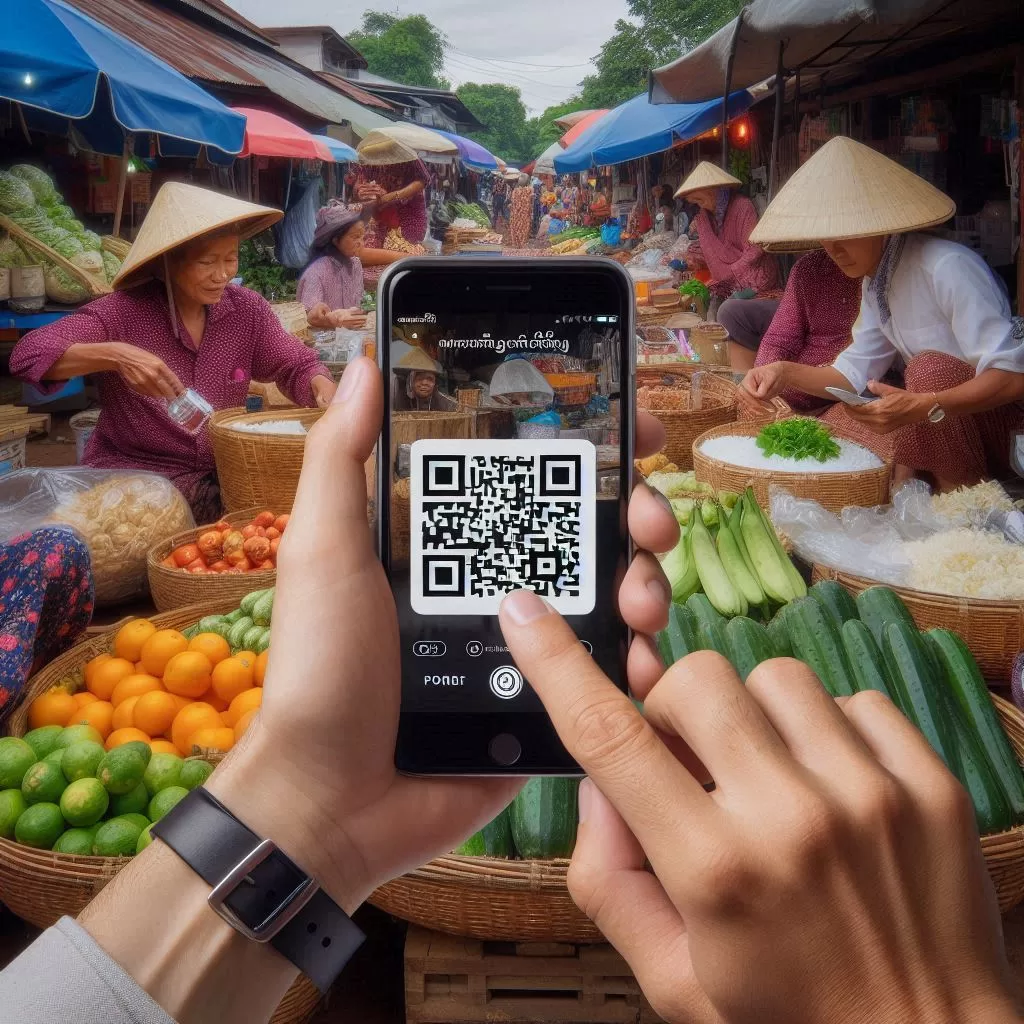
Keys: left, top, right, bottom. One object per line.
{"left": 377, "top": 256, "right": 635, "bottom": 775}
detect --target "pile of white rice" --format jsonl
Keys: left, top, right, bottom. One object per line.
{"left": 699, "top": 435, "right": 883, "bottom": 473}
{"left": 229, "top": 420, "right": 308, "bottom": 436}
{"left": 903, "top": 528, "right": 1024, "bottom": 600}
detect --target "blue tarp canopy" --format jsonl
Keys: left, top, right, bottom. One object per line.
{"left": 433, "top": 129, "right": 499, "bottom": 172}
{"left": 554, "top": 90, "right": 754, "bottom": 173}
{"left": 313, "top": 135, "right": 359, "bottom": 162}
{"left": 2, "top": 0, "right": 246, "bottom": 160}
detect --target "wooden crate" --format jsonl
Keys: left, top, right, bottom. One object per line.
{"left": 404, "top": 926, "right": 664, "bottom": 1024}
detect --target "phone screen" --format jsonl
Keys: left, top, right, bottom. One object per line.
{"left": 378, "top": 258, "right": 634, "bottom": 773}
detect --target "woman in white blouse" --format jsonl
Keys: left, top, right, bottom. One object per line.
{"left": 742, "top": 137, "right": 1024, "bottom": 491}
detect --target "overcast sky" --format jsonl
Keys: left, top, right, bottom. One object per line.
{"left": 225, "top": 0, "right": 628, "bottom": 114}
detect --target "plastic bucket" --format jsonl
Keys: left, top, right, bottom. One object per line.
{"left": 69, "top": 409, "right": 100, "bottom": 463}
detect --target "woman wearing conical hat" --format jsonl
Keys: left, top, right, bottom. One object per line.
{"left": 674, "top": 161, "right": 780, "bottom": 312}
{"left": 10, "top": 183, "right": 335, "bottom": 521}
{"left": 741, "top": 136, "right": 1024, "bottom": 491}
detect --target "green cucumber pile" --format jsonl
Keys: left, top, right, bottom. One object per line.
{"left": 455, "top": 778, "right": 579, "bottom": 859}
{"left": 448, "top": 201, "right": 491, "bottom": 228}
{"left": 658, "top": 581, "right": 1024, "bottom": 835}
{"left": 184, "top": 588, "right": 274, "bottom": 655}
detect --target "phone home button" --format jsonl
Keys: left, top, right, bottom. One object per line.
{"left": 488, "top": 733, "right": 522, "bottom": 767}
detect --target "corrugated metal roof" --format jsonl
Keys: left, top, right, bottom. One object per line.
{"left": 69, "top": 0, "right": 397, "bottom": 132}
{"left": 172, "top": 0, "right": 277, "bottom": 46}
{"left": 317, "top": 71, "right": 396, "bottom": 111}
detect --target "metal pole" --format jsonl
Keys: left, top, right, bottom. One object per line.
{"left": 721, "top": 10, "right": 745, "bottom": 169}
{"left": 113, "top": 139, "right": 130, "bottom": 238}
{"left": 768, "top": 40, "right": 785, "bottom": 200}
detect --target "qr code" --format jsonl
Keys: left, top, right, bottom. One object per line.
{"left": 409, "top": 439, "right": 596, "bottom": 615}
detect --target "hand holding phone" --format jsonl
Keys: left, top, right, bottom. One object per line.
{"left": 825, "top": 386, "right": 880, "bottom": 406}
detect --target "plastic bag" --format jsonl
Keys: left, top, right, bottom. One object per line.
{"left": 0, "top": 469, "right": 194, "bottom": 606}
{"left": 276, "top": 178, "right": 322, "bottom": 270}
{"left": 601, "top": 220, "right": 622, "bottom": 246}
{"left": 489, "top": 359, "right": 554, "bottom": 405}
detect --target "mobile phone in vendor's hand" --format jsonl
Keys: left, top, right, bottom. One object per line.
{"left": 825, "top": 386, "right": 880, "bottom": 406}
{"left": 377, "top": 257, "right": 634, "bottom": 775}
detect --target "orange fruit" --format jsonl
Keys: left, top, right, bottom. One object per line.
{"left": 139, "top": 629, "right": 189, "bottom": 678}
{"left": 188, "top": 633, "right": 231, "bottom": 666}
{"left": 163, "top": 652, "right": 213, "bottom": 698}
{"left": 149, "top": 739, "right": 184, "bottom": 756}
{"left": 106, "top": 727, "right": 151, "bottom": 751}
{"left": 189, "top": 727, "right": 235, "bottom": 753}
{"left": 233, "top": 708, "right": 257, "bottom": 743}
{"left": 28, "top": 689, "right": 77, "bottom": 729}
{"left": 224, "top": 688, "right": 263, "bottom": 727}
{"left": 69, "top": 700, "right": 114, "bottom": 740}
{"left": 253, "top": 650, "right": 269, "bottom": 687}
{"left": 110, "top": 673, "right": 162, "bottom": 708}
{"left": 206, "top": 694, "right": 228, "bottom": 713}
{"left": 133, "top": 690, "right": 179, "bottom": 738}
{"left": 113, "top": 619, "right": 157, "bottom": 663}
{"left": 212, "top": 655, "right": 255, "bottom": 705}
{"left": 73, "top": 691, "right": 98, "bottom": 707}
{"left": 135, "top": 662, "right": 146, "bottom": 673}
{"left": 111, "top": 695, "right": 141, "bottom": 732}
{"left": 171, "top": 702, "right": 223, "bottom": 755}
{"left": 85, "top": 657, "right": 135, "bottom": 700}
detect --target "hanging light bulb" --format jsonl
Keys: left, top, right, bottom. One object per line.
{"left": 22, "top": 73, "right": 34, "bottom": 87}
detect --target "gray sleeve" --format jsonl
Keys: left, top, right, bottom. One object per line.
{"left": 0, "top": 917, "right": 173, "bottom": 1024}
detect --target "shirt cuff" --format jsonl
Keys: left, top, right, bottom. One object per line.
{"left": 830, "top": 354, "right": 864, "bottom": 394}
{"left": 293, "top": 361, "right": 333, "bottom": 406}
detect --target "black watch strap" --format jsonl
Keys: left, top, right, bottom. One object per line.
{"left": 151, "top": 787, "right": 364, "bottom": 992}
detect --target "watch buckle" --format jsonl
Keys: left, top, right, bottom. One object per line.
{"left": 208, "top": 838, "right": 320, "bottom": 943}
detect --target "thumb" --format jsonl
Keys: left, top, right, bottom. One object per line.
{"left": 867, "top": 379, "right": 900, "bottom": 396}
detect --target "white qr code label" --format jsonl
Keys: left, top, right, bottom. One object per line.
{"left": 409, "top": 439, "right": 596, "bottom": 616}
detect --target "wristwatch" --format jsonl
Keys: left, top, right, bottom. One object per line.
{"left": 927, "top": 394, "right": 946, "bottom": 424}
{"left": 151, "top": 787, "right": 365, "bottom": 992}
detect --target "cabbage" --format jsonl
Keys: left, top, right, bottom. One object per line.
{"left": 72, "top": 251, "right": 104, "bottom": 276}
{"left": 102, "top": 251, "right": 121, "bottom": 283}
{"left": 80, "top": 230, "right": 102, "bottom": 252}
{"left": 0, "top": 237, "right": 29, "bottom": 269}
{"left": 62, "top": 219, "right": 85, "bottom": 235}
{"left": 9, "top": 165, "right": 58, "bottom": 205}
{"left": 44, "top": 263, "right": 90, "bottom": 304}
{"left": 9, "top": 207, "right": 53, "bottom": 237}
{"left": 0, "top": 172, "right": 35, "bottom": 215}
{"left": 52, "top": 235, "right": 84, "bottom": 261}
{"left": 35, "top": 225, "right": 69, "bottom": 249}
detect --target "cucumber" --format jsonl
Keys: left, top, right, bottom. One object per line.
{"left": 786, "top": 597, "right": 857, "bottom": 697}
{"left": 181, "top": 624, "right": 199, "bottom": 641}
{"left": 840, "top": 620, "right": 897, "bottom": 704}
{"left": 809, "top": 580, "right": 858, "bottom": 633}
{"left": 196, "top": 615, "right": 226, "bottom": 635}
{"left": 255, "top": 631, "right": 271, "bottom": 654}
{"left": 685, "top": 594, "right": 726, "bottom": 651}
{"left": 455, "top": 808, "right": 514, "bottom": 857}
{"left": 944, "top": 691, "right": 1013, "bottom": 835}
{"left": 252, "top": 590, "right": 275, "bottom": 628}
{"left": 700, "top": 619, "right": 730, "bottom": 659}
{"left": 926, "top": 629, "right": 1024, "bottom": 821}
{"left": 241, "top": 625, "right": 267, "bottom": 653}
{"left": 227, "top": 616, "right": 255, "bottom": 651}
{"left": 224, "top": 608, "right": 247, "bottom": 626}
{"left": 509, "top": 778, "right": 579, "bottom": 858}
{"left": 657, "top": 603, "right": 700, "bottom": 668}
{"left": 766, "top": 606, "right": 793, "bottom": 658}
{"left": 240, "top": 589, "right": 268, "bottom": 618}
{"left": 881, "top": 622, "right": 960, "bottom": 776}
{"left": 855, "top": 586, "right": 915, "bottom": 649}
{"left": 725, "top": 617, "right": 776, "bottom": 681}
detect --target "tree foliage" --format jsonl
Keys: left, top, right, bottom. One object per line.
{"left": 349, "top": 11, "right": 450, "bottom": 89}
{"left": 456, "top": 83, "right": 536, "bottom": 165}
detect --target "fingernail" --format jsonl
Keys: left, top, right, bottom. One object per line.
{"left": 577, "top": 778, "right": 594, "bottom": 824}
{"left": 647, "top": 574, "right": 671, "bottom": 604}
{"left": 647, "top": 484, "right": 674, "bottom": 516}
{"left": 334, "top": 359, "right": 366, "bottom": 404}
{"left": 501, "top": 589, "right": 552, "bottom": 625}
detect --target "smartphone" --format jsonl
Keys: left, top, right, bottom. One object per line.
{"left": 377, "top": 257, "right": 635, "bottom": 775}
{"left": 825, "top": 386, "right": 879, "bottom": 406}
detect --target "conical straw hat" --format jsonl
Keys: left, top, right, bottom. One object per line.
{"left": 113, "top": 183, "right": 282, "bottom": 290}
{"left": 395, "top": 346, "right": 441, "bottom": 373}
{"left": 674, "top": 161, "right": 742, "bottom": 199}
{"left": 750, "top": 136, "right": 955, "bottom": 246}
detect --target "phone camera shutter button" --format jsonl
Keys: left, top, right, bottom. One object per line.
{"left": 488, "top": 733, "right": 522, "bottom": 766}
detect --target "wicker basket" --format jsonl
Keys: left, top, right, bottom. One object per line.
{"left": 693, "top": 421, "right": 891, "bottom": 513}
{"left": 697, "top": 373, "right": 792, "bottom": 424}
{"left": 543, "top": 372, "right": 598, "bottom": 409}
{"left": 1, "top": 215, "right": 111, "bottom": 298}
{"left": 100, "top": 235, "right": 132, "bottom": 260}
{"left": 389, "top": 411, "right": 474, "bottom": 478}
{"left": 146, "top": 507, "right": 279, "bottom": 612}
{"left": 392, "top": 478, "right": 411, "bottom": 562}
{"left": 208, "top": 407, "right": 321, "bottom": 513}
{"left": 638, "top": 385, "right": 737, "bottom": 472}
{"left": 270, "top": 301, "right": 311, "bottom": 344}
{"left": 810, "top": 565, "right": 1024, "bottom": 681}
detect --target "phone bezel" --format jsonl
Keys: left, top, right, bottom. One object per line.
{"left": 376, "top": 256, "right": 636, "bottom": 776}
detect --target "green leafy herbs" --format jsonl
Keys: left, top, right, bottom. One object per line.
{"left": 756, "top": 417, "right": 841, "bottom": 463}
{"left": 679, "top": 278, "right": 711, "bottom": 305}
{"left": 238, "top": 238, "right": 297, "bottom": 301}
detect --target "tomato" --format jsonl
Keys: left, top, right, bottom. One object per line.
{"left": 185, "top": 558, "right": 207, "bottom": 572}
{"left": 234, "top": 557, "right": 253, "bottom": 572}
{"left": 241, "top": 524, "right": 259, "bottom": 540}
{"left": 213, "top": 520, "right": 232, "bottom": 532}
{"left": 172, "top": 544, "right": 200, "bottom": 567}
{"left": 189, "top": 566, "right": 209, "bottom": 575}
{"left": 161, "top": 556, "right": 178, "bottom": 569}
{"left": 273, "top": 514, "right": 290, "bottom": 533}
{"left": 269, "top": 537, "right": 280, "bottom": 558}
{"left": 253, "top": 511, "right": 276, "bottom": 529}
{"left": 256, "top": 559, "right": 275, "bottom": 571}
{"left": 264, "top": 527, "right": 281, "bottom": 541}
{"left": 208, "top": 560, "right": 231, "bottom": 573}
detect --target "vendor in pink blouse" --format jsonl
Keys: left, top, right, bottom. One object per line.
{"left": 674, "top": 162, "right": 779, "bottom": 311}
{"left": 10, "top": 183, "right": 334, "bottom": 523}
{"left": 297, "top": 204, "right": 370, "bottom": 332}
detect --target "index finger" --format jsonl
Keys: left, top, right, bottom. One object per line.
{"left": 499, "top": 590, "right": 716, "bottom": 866}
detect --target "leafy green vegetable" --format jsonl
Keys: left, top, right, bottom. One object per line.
{"left": 0, "top": 237, "right": 29, "bottom": 269}
{"left": 679, "top": 278, "right": 711, "bottom": 306}
{"left": 52, "top": 235, "right": 85, "bottom": 261}
{"left": 80, "top": 230, "right": 102, "bottom": 252}
{"left": 0, "top": 173, "right": 36, "bottom": 216}
{"left": 102, "top": 251, "right": 122, "bottom": 283}
{"left": 10, "top": 165, "right": 58, "bottom": 205}
{"left": 238, "top": 237, "right": 297, "bottom": 300}
{"left": 756, "top": 417, "right": 841, "bottom": 463}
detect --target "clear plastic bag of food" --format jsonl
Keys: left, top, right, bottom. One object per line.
{"left": 0, "top": 469, "right": 194, "bottom": 606}
{"left": 489, "top": 358, "right": 554, "bottom": 406}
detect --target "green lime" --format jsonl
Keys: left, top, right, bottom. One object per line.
{"left": 178, "top": 759, "right": 214, "bottom": 792}
{"left": 97, "top": 747, "right": 147, "bottom": 795}
{"left": 0, "top": 789, "right": 27, "bottom": 839}
{"left": 54, "top": 724, "right": 104, "bottom": 751}
{"left": 119, "top": 741, "right": 152, "bottom": 769}
{"left": 136, "top": 822, "right": 156, "bottom": 854}
{"left": 143, "top": 752, "right": 183, "bottom": 796}
{"left": 148, "top": 786, "right": 189, "bottom": 823}
{"left": 23, "top": 725, "right": 65, "bottom": 761}
{"left": 109, "top": 781, "right": 149, "bottom": 817}
{"left": 61, "top": 741, "right": 106, "bottom": 783}
{"left": 42, "top": 749, "right": 66, "bottom": 768}
{"left": 60, "top": 778, "right": 109, "bottom": 827}
{"left": 0, "top": 738, "right": 37, "bottom": 789}
{"left": 15, "top": 803, "right": 65, "bottom": 849}
{"left": 21, "top": 761, "right": 67, "bottom": 805}
{"left": 117, "top": 813, "right": 151, "bottom": 832}
{"left": 93, "top": 817, "right": 144, "bottom": 857}
{"left": 53, "top": 827, "right": 98, "bottom": 856}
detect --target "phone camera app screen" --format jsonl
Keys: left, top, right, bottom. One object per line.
{"left": 385, "top": 281, "right": 628, "bottom": 715}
